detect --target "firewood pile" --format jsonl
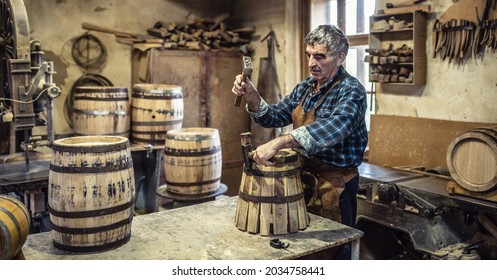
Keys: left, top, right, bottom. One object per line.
{"left": 82, "top": 13, "right": 254, "bottom": 52}
{"left": 146, "top": 13, "right": 255, "bottom": 51}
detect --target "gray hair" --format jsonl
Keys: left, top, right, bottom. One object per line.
{"left": 304, "top": 25, "right": 349, "bottom": 57}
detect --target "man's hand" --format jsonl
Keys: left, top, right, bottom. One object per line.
{"left": 251, "top": 134, "right": 301, "bottom": 166}
{"left": 232, "top": 75, "right": 261, "bottom": 111}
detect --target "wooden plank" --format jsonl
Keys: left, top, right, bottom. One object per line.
{"left": 272, "top": 175, "right": 288, "bottom": 235}
{"left": 233, "top": 170, "right": 246, "bottom": 225}
{"left": 285, "top": 173, "right": 299, "bottom": 233}
{"left": 259, "top": 167, "right": 272, "bottom": 236}
{"left": 246, "top": 170, "right": 261, "bottom": 233}
{"left": 377, "top": 4, "right": 431, "bottom": 15}
{"left": 368, "top": 115, "right": 495, "bottom": 169}
{"left": 235, "top": 171, "right": 250, "bottom": 231}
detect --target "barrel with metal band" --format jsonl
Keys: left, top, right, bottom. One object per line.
{"left": 72, "top": 86, "right": 130, "bottom": 137}
{"left": 235, "top": 148, "right": 309, "bottom": 236}
{"left": 48, "top": 136, "right": 135, "bottom": 253}
{"left": 131, "top": 84, "right": 184, "bottom": 145}
{"left": 163, "top": 127, "right": 222, "bottom": 196}
{"left": 0, "top": 195, "right": 30, "bottom": 260}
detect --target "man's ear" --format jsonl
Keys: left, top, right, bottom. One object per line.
{"left": 336, "top": 52, "right": 346, "bottom": 67}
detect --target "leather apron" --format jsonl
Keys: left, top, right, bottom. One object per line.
{"left": 290, "top": 75, "right": 358, "bottom": 223}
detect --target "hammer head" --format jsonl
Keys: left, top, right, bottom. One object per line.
{"left": 241, "top": 56, "right": 253, "bottom": 80}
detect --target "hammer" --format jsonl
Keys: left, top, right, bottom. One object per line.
{"left": 386, "top": 0, "right": 425, "bottom": 9}
{"left": 234, "top": 56, "right": 253, "bottom": 107}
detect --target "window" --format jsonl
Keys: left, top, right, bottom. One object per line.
{"left": 309, "top": 0, "right": 376, "bottom": 130}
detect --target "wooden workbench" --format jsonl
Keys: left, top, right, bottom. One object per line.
{"left": 22, "top": 196, "right": 363, "bottom": 260}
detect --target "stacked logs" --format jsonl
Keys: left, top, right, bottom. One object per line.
{"left": 146, "top": 13, "right": 255, "bottom": 51}
{"left": 82, "top": 13, "right": 255, "bottom": 52}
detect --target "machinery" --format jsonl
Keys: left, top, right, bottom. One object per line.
{"left": 357, "top": 163, "right": 497, "bottom": 260}
{"left": 1, "top": 0, "right": 60, "bottom": 157}
{"left": 1, "top": 0, "right": 61, "bottom": 232}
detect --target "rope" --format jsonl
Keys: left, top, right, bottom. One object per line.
{"left": 71, "top": 33, "right": 107, "bottom": 71}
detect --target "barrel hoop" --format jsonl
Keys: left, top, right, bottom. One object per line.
{"left": 49, "top": 159, "right": 133, "bottom": 173}
{"left": 0, "top": 207, "right": 20, "bottom": 256}
{"left": 130, "top": 130, "right": 171, "bottom": 135}
{"left": 74, "top": 131, "right": 130, "bottom": 136}
{"left": 50, "top": 215, "right": 133, "bottom": 234}
{"left": 0, "top": 222, "right": 13, "bottom": 257}
{"left": 73, "top": 108, "right": 129, "bottom": 116}
{"left": 0, "top": 206, "right": 21, "bottom": 240}
{"left": 52, "top": 233, "right": 131, "bottom": 253}
{"left": 131, "top": 119, "right": 183, "bottom": 126}
{"left": 51, "top": 141, "right": 129, "bottom": 153}
{"left": 130, "top": 137, "right": 165, "bottom": 145}
{"left": 244, "top": 167, "right": 299, "bottom": 178}
{"left": 132, "top": 93, "right": 183, "bottom": 99}
{"left": 75, "top": 87, "right": 128, "bottom": 94}
{"left": 0, "top": 195, "right": 30, "bottom": 224}
{"left": 73, "top": 96, "right": 129, "bottom": 101}
{"left": 164, "top": 146, "right": 221, "bottom": 157}
{"left": 165, "top": 177, "right": 220, "bottom": 187}
{"left": 48, "top": 199, "right": 134, "bottom": 218}
{"left": 165, "top": 134, "right": 218, "bottom": 141}
{"left": 238, "top": 190, "right": 304, "bottom": 204}
{"left": 472, "top": 128, "right": 497, "bottom": 142}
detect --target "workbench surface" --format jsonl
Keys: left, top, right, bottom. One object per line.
{"left": 23, "top": 196, "right": 363, "bottom": 260}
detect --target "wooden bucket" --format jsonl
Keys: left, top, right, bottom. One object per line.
{"left": 72, "top": 86, "right": 130, "bottom": 137}
{"left": 163, "top": 127, "right": 222, "bottom": 196}
{"left": 234, "top": 149, "right": 309, "bottom": 236}
{"left": 131, "top": 84, "right": 184, "bottom": 145}
{"left": 447, "top": 126, "right": 497, "bottom": 192}
{"left": 48, "top": 135, "right": 135, "bottom": 252}
{"left": 0, "top": 195, "right": 30, "bottom": 260}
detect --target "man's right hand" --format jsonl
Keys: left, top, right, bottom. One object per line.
{"left": 232, "top": 75, "right": 261, "bottom": 111}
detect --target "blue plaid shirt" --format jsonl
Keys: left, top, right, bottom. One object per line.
{"left": 248, "top": 67, "right": 368, "bottom": 168}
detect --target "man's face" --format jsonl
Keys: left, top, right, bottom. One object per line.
{"left": 305, "top": 43, "right": 343, "bottom": 86}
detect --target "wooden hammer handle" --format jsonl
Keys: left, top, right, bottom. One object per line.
{"left": 82, "top": 22, "right": 134, "bottom": 38}
{"left": 234, "top": 56, "right": 253, "bottom": 107}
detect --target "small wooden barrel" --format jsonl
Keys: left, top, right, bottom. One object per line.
{"left": 234, "top": 149, "right": 309, "bottom": 236}
{"left": 131, "top": 84, "right": 184, "bottom": 145}
{"left": 163, "top": 127, "right": 222, "bottom": 196}
{"left": 0, "top": 195, "right": 30, "bottom": 260}
{"left": 48, "top": 135, "right": 135, "bottom": 252}
{"left": 72, "top": 86, "right": 130, "bottom": 137}
{"left": 447, "top": 126, "right": 497, "bottom": 193}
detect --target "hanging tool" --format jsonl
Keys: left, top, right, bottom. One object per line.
{"left": 234, "top": 56, "right": 253, "bottom": 107}
{"left": 251, "top": 30, "right": 282, "bottom": 147}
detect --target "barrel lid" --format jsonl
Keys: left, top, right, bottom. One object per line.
{"left": 132, "top": 84, "right": 182, "bottom": 95}
{"left": 52, "top": 136, "right": 130, "bottom": 153}
{"left": 447, "top": 128, "right": 497, "bottom": 192}
{"left": 166, "top": 127, "right": 219, "bottom": 141}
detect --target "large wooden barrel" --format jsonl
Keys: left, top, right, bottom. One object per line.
{"left": 48, "top": 136, "right": 135, "bottom": 252}
{"left": 234, "top": 149, "right": 309, "bottom": 236}
{"left": 131, "top": 84, "right": 184, "bottom": 145}
{"left": 72, "top": 86, "right": 130, "bottom": 137}
{"left": 0, "top": 195, "right": 30, "bottom": 259}
{"left": 447, "top": 126, "right": 497, "bottom": 192}
{"left": 163, "top": 127, "right": 222, "bottom": 196}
